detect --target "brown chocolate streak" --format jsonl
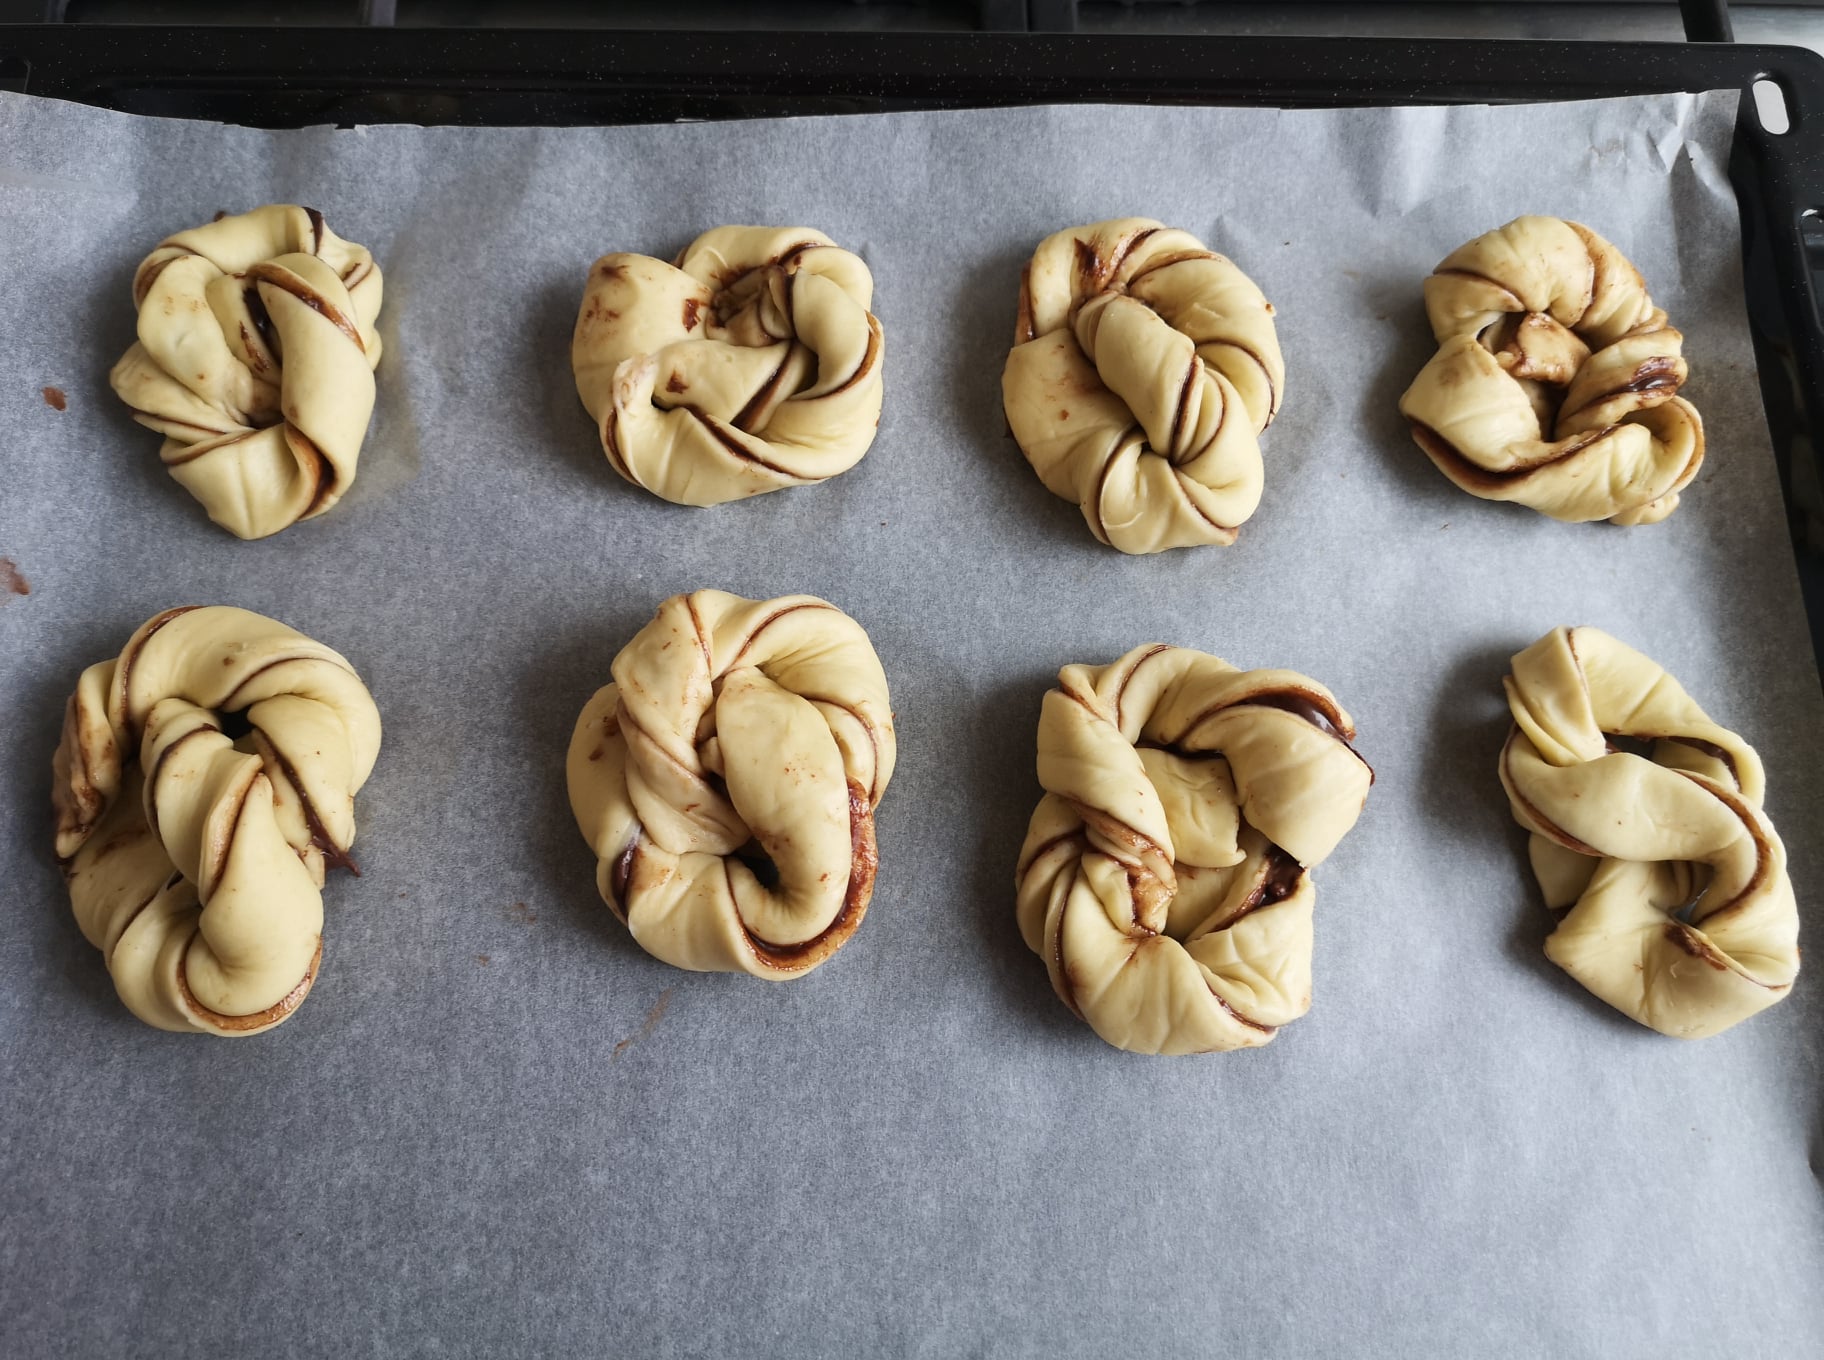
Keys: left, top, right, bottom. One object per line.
{"left": 115, "top": 606, "right": 202, "bottom": 746}
{"left": 683, "top": 405, "right": 804, "bottom": 479}
{"left": 1410, "top": 420, "right": 1608, "bottom": 494}
{"left": 1663, "top": 735, "right": 1741, "bottom": 787}
{"left": 246, "top": 261, "right": 365, "bottom": 353}
{"left": 242, "top": 282, "right": 280, "bottom": 364}
{"left": 1499, "top": 727, "right": 1605, "bottom": 857}
{"left": 177, "top": 938, "right": 321, "bottom": 1033}
{"left": 738, "top": 781, "right": 878, "bottom": 973}
{"left": 265, "top": 741, "right": 360, "bottom": 875}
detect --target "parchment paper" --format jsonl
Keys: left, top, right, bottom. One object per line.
{"left": 2, "top": 88, "right": 1820, "bottom": 1358}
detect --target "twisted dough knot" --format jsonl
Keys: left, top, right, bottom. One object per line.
{"left": 51, "top": 607, "right": 382, "bottom": 1035}
{"left": 1500, "top": 627, "right": 1798, "bottom": 1037}
{"left": 108, "top": 205, "right": 385, "bottom": 540}
{"left": 1015, "top": 645, "right": 1371, "bottom": 1055}
{"left": 1399, "top": 216, "right": 1703, "bottom": 526}
{"left": 568, "top": 591, "right": 896, "bottom": 978}
{"left": 572, "top": 227, "right": 885, "bottom": 506}
{"left": 1001, "top": 219, "right": 1284, "bottom": 554}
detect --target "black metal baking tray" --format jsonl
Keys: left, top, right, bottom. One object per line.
{"left": 7, "top": 24, "right": 1824, "bottom": 659}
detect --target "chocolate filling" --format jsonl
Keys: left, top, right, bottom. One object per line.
{"left": 610, "top": 838, "right": 639, "bottom": 907}
{"left": 1411, "top": 420, "right": 1608, "bottom": 493}
{"left": 266, "top": 741, "right": 359, "bottom": 875}
{"left": 245, "top": 260, "right": 365, "bottom": 352}
{"left": 738, "top": 781, "right": 878, "bottom": 972}
{"left": 115, "top": 606, "right": 201, "bottom": 746}
{"left": 1613, "top": 354, "right": 1680, "bottom": 395}
{"left": 177, "top": 938, "right": 321, "bottom": 1032}
{"left": 1663, "top": 735, "right": 1741, "bottom": 787}
{"left": 681, "top": 404, "right": 803, "bottom": 478}
{"left": 242, "top": 282, "right": 281, "bottom": 367}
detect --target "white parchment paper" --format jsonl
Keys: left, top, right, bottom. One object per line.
{"left": 1, "top": 88, "right": 1820, "bottom": 1358}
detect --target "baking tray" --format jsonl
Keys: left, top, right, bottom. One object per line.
{"left": 1, "top": 24, "right": 1819, "bottom": 1357}
{"left": 7, "top": 23, "right": 1824, "bottom": 666}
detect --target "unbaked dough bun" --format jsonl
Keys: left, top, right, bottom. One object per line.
{"left": 568, "top": 591, "right": 896, "bottom": 978}
{"left": 1001, "top": 218, "right": 1284, "bottom": 554}
{"left": 1015, "top": 644, "right": 1371, "bottom": 1054}
{"left": 1500, "top": 626, "right": 1797, "bottom": 1037}
{"left": 1399, "top": 216, "right": 1702, "bottom": 525}
{"left": 53, "top": 606, "right": 382, "bottom": 1035}
{"left": 572, "top": 227, "right": 884, "bottom": 506}
{"left": 109, "top": 205, "right": 384, "bottom": 539}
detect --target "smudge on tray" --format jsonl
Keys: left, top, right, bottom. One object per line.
{"left": 0, "top": 559, "right": 29, "bottom": 602}
{"left": 611, "top": 988, "right": 674, "bottom": 1063}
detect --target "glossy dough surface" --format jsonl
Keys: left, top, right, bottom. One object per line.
{"left": 572, "top": 226, "right": 885, "bottom": 506}
{"left": 51, "top": 606, "right": 382, "bottom": 1035}
{"left": 108, "top": 205, "right": 385, "bottom": 540}
{"left": 1001, "top": 218, "right": 1285, "bottom": 554}
{"left": 1015, "top": 645, "right": 1371, "bottom": 1055}
{"left": 567, "top": 591, "right": 896, "bottom": 978}
{"left": 1399, "top": 215, "right": 1703, "bottom": 525}
{"left": 1500, "top": 627, "right": 1798, "bottom": 1037}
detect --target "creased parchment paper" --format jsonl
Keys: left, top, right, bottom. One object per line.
{"left": 1, "top": 88, "right": 1820, "bottom": 1358}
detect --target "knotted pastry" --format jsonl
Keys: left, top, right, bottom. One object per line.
{"left": 568, "top": 591, "right": 896, "bottom": 977}
{"left": 1399, "top": 216, "right": 1703, "bottom": 525}
{"left": 1001, "top": 219, "right": 1284, "bottom": 554}
{"left": 1500, "top": 627, "right": 1798, "bottom": 1037}
{"left": 51, "top": 606, "right": 382, "bottom": 1035}
{"left": 108, "top": 205, "right": 385, "bottom": 540}
{"left": 572, "top": 227, "right": 885, "bottom": 506}
{"left": 1015, "top": 645, "right": 1371, "bottom": 1055}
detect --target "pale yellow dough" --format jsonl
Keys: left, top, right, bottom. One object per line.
{"left": 1399, "top": 215, "right": 1703, "bottom": 525}
{"left": 1001, "top": 219, "right": 1284, "bottom": 554}
{"left": 567, "top": 591, "right": 896, "bottom": 978}
{"left": 52, "top": 606, "right": 382, "bottom": 1035}
{"left": 571, "top": 227, "right": 885, "bottom": 506}
{"left": 1500, "top": 627, "right": 1798, "bottom": 1037}
{"left": 109, "top": 205, "right": 385, "bottom": 540}
{"left": 1015, "top": 645, "right": 1371, "bottom": 1055}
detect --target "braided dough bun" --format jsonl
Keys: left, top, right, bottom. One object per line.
{"left": 1001, "top": 219, "right": 1284, "bottom": 554}
{"left": 108, "top": 205, "right": 384, "bottom": 540}
{"left": 1500, "top": 627, "right": 1798, "bottom": 1037}
{"left": 1399, "top": 216, "right": 1703, "bottom": 526}
{"left": 1015, "top": 645, "right": 1371, "bottom": 1055}
{"left": 572, "top": 227, "right": 885, "bottom": 506}
{"left": 51, "top": 606, "right": 382, "bottom": 1035}
{"left": 568, "top": 591, "right": 896, "bottom": 978}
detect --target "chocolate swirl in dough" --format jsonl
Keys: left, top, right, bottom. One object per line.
{"left": 109, "top": 205, "right": 385, "bottom": 540}
{"left": 52, "top": 607, "right": 382, "bottom": 1035}
{"left": 1001, "top": 219, "right": 1285, "bottom": 554}
{"left": 567, "top": 591, "right": 896, "bottom": 978}
{"left": 1015, "top": 645, "right": 1371, "bottom": 1055}
{"left": 1399, "top": 216, "right": 1703, "bottom": 525}
{"left": 572, "top": 227, "right": 885, "bottom": 506}
{"left": 1500, "top": 627, "right": 1798, "bottom": 1037}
